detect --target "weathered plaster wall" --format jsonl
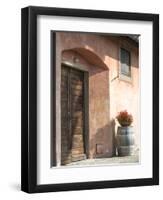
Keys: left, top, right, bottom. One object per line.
{"left": 56, "top": 32, "right": 139, "bottom": 159}
{"left": 109, "top": 39, "right": 139, "bottom": 149}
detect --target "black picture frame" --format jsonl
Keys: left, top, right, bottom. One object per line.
{"left": 21, "top": 6, "right": 159, "bottom": 193}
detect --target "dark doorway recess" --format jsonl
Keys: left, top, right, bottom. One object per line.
{"left": 61, "top": 64, "right": 89, "bottom": 165}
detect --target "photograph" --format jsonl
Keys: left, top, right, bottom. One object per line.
{"left": 51, "top": 32, "right": 140, "bottom": 167}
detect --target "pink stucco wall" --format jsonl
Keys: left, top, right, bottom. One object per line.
{"left": 56, "top": 32, "right": 139, "bottom": 158}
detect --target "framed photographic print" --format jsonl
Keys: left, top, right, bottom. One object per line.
{"left": 21, "top": 6, "right": 159, "bottom": 193}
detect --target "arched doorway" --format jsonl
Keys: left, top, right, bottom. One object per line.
{"left": 60, "top": 49, "right": 110, "bottom": 165}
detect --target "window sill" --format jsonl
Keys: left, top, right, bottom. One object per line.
{"left": 119, "top": 74, "right": 132, "bottom": 83}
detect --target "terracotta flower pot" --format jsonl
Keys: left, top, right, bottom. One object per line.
{"left": 119, "top": 122, "right": 131, "bottom": 127}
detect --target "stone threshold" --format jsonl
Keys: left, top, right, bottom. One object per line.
{"left": 65, "top": 154, "right": 139, "bottom": 166}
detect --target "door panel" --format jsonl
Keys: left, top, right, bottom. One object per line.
{"left": 61, "top": 66, "right": 71, "bottom": 165}
{"left": 61, "top": 65, "right": 86, "bottom": 165}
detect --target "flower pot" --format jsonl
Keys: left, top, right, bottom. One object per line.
{"left": 120, "top": 122, "right": 131, "bottom": 127}
{"left": 116, "top": 126, "right": 135, "bottom": 156}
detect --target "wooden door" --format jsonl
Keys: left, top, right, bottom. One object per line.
{"left": 61, "top": 65, "right": 87, "bottom": 165}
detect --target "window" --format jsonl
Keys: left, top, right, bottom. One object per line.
{"left": 120, "top": 48, "right": 131, "bottom": 77}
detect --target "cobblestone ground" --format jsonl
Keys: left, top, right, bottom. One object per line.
{"left": 66, "top": 153, "right": 139, "bottom": 166}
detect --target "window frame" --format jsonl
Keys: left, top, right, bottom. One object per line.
{"left": 120, "top": 47, "right": 131, "bottom": 77}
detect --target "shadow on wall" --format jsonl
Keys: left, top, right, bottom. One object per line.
{"left": 110, "top": 119, "right": 116, "bottom": 156}
{"left": 60, "top": 113, "right": 117, "bottom": 164}
{"left": 89, "top": 119, "right": 117, "bottom": 158}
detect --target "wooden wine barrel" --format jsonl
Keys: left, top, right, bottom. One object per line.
{"left": 116, "top": 126, "right": 135, "bottom": 156}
